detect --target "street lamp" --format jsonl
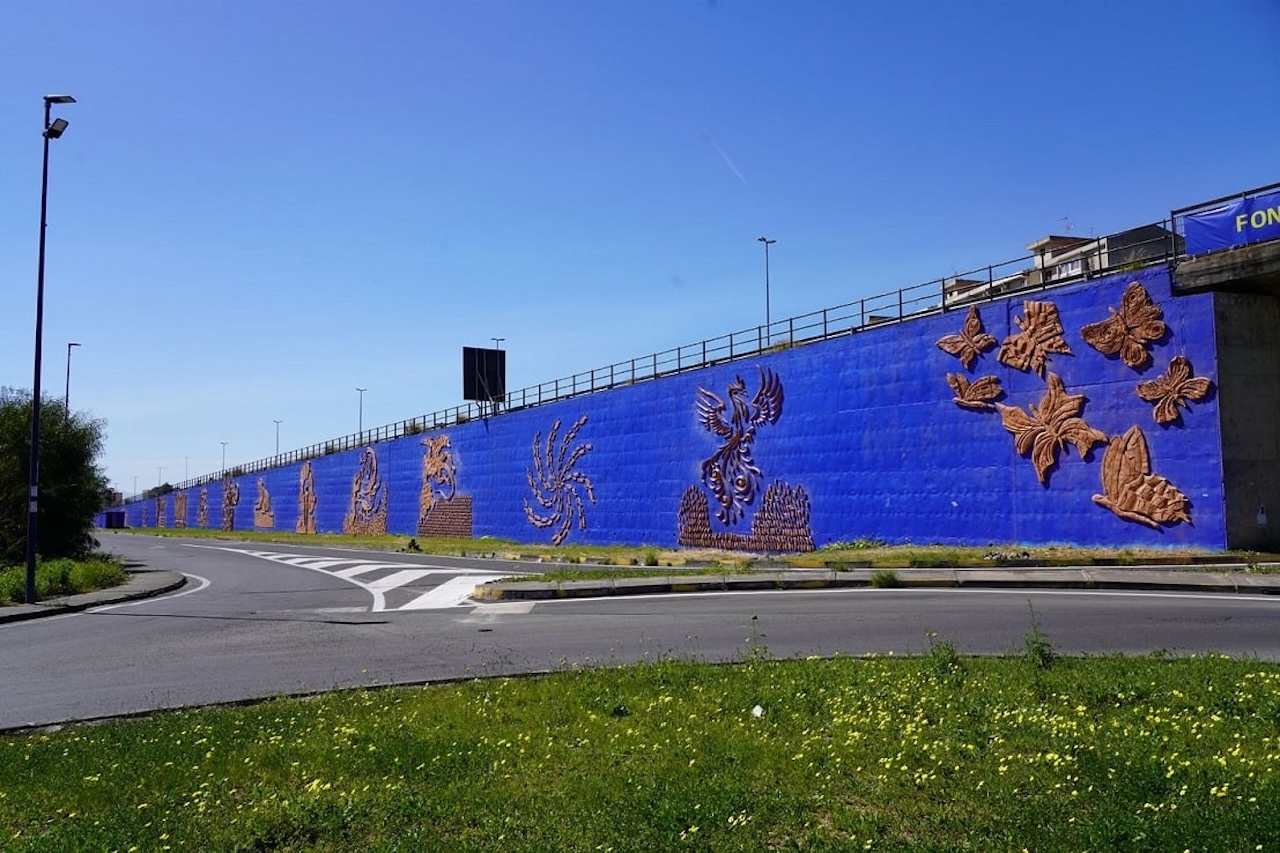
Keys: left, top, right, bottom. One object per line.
{"left": 220, "top": 441, "right": 228, "bottom": 474}
{"left": 491, "top": 337, "right": 504, "bottom": 349}
{"left": 64, "top": 342, "right": 81, "bottom": 410}
{"left": 356, "top": 388, "right": 366, "bottom": 435}
{"left": 26, "top": 93, "right": 76, "bottom": 604}
{"left": 757, "top": 236, "right": 776, "bottom": 343}
{"left": 274, "top": 419, "right": 282, "bottom": 455}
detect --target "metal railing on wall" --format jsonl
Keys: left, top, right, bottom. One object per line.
{"left": 126, "top": 217, "right": 1188, "bottom": 504}
{"left": 1170, "top": 180, "right": 1280, "bottom": 239}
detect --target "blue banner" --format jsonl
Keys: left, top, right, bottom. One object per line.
{"left": 1184, "top": 188, "right": 1280, "bottom": 256}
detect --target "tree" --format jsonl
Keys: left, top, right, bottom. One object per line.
{"left": 0, "top": 389, "right": 110, "bottom": 565}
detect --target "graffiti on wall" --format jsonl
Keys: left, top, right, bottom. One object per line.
{"left": 679, "top": 367, "right": 814, "bottom": 552}
{"left": 344, "top": 448, "right": 388, "bottom": 535}
{"left": 254, "top": 478, "right": 275, "bottom": 529}
{"left": 525, "top": 416, "right": 595, "bottom": 545}
{"left": 419, "top": 435, "right": 472, "bottom": 538}
{"left": 296, "top": 461, "right": 317, "bottom": 534}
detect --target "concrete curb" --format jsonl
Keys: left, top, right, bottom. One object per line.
{"left": 471, "top": 566, "right": 1280, "bottom": 602}
{"left": 0, "top": 570, "right": 187, "bottom": 624}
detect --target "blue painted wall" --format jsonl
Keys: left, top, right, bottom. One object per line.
{"left": 115, "top": 265, "right": 1227, "bottom": 549}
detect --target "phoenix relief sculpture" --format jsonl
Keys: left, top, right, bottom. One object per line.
{"left": 695, "top": 366, "right": 784, "bottom": 526}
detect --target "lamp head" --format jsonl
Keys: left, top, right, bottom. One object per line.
{"left": 45, "top": 118, "right": 69, "bottom": 139}
{"left": 43, "top": 94, "right": 76, "bottom": 105}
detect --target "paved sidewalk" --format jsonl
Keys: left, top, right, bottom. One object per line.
{"left": 0, "top": 569, "right": 186, "bottom": 625}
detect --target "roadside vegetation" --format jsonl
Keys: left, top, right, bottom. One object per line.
{"left": 3, "top": 637, "right": 1278, "bottom": 850}
{"left": 0, "top": 556, "right": 126, "bottom": 606}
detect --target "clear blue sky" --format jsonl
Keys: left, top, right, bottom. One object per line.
{"left": 3, "top": 0, "right": 1277, "bottom": 495}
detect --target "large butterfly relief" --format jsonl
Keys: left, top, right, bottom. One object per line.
{"left": 1136, "top": 355, "right": 1212, "bottom": 425}
{"left": 1092, "top": 426, "right": 1190, "bottom": 529}
{"left": 995, "top": 373, "right": 1106, "bottom": 486}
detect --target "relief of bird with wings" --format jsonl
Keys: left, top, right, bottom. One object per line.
{"left": 695, "top": 366, "right": 784, "bottom": 526}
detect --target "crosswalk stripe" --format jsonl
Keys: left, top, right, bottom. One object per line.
{"left": 364, "top": 570, "right": 437, "bottom": 593}
{"left": 399, "top": 575, "right": 507, "bottom": 610}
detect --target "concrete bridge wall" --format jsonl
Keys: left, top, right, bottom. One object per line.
{"left": 114, "top": 263, "right": 1240, "bottom": 550}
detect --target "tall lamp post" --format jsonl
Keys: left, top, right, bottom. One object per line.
{"left": 274, "top": 419, "right": 282, "bottom": 455}
{"left": 757, "top": 236, "right": 776, "bottom": 343}
{"left": 356, "top": 388, "right": 366, "bottom": 435}
{"left": 64, "top": 341, "right": 81, "bottom": 410}
{"left": 25, "top": 93, "right": 76, "bottom": 605}
{"left": 220, "top": 441, "right": 228, "bottom": 475}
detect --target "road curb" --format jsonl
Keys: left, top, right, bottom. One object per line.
{"left": 0, "top": 570, "right": 187, "bottom": 624}
{"left": 472, "top": 567, "right": 1280, "bottom": 602}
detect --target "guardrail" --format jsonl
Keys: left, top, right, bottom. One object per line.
{"left": 126, "top": 216, "right": 1188, "bottom": 503}
{"left": 1170, "top": 180, "right": 1280, "bottom": 236}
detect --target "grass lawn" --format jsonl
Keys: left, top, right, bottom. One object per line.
{"left": 3, "top": 648, "right": 1278, "bottom": 851}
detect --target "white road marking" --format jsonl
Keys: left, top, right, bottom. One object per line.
{"left": 400, "top": 575, "right": 509, "bottom": 610}
{"left": 90, "top": 573, "right": 212, "bottom": 612}
{"left": 183, "top": 545, "right": 527, "bottom": 612}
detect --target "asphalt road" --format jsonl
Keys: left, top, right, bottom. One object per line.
{"left": 3, "top": 533, "right": 1279, "bottom": 730}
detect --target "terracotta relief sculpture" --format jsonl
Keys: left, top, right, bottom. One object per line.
{"left": 678, "top": 481, "right": 814, "bottom": 552}
{"left": 197, "top": 488, "right": 209, "bottom": 529}
{"left": 525, "top": 416, "right": 595, "bottom": 546}
{"left": 155, "top": 495, "right": 166, "bottom": 528}
{"left": 220, "top": 478, "right": 240, "bottom": 532}
{"left": 296, "top": 461, "right": 317, "bottom": 534}
{"left": 344, "top": 448, "right": 388, "bottom": 535}
{"left": 419, "top": 435, "right": 472, "bottom": 538}
{"left": 1136, "top": 355, "right": 1213, "bottom": 425}
{"left": 1093, "top": 426, "right": 1190, "bottom": 529}
{"left": 1081, "top": 281, "right": 1166, "bottom": 369}
{"left": 946, "top": 373, "right": 1003, "bottom": 411}
{"left": 695, "top": 366, "right": 784, "bottom": 526}
{"left": 254, "top": 478, "right": 275, "bottom": 529}
{"left": 173, "top": 491, "right": 187, "bottom": 528}
{"left": 996, "top": 373, "right": 1106, "bottom": 485}
{"left": 936, "top": 306, "right": 996, "bottom": 370}
{"left": 998, "top": 300, "right": 1072, "bottom": 376}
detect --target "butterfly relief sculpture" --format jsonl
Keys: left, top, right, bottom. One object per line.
{"left": 1136, "top": 355, "right": 1213, "bottom": 425}
{"left": 995, "top": 373, "right": 1106, "bottom": 485}
{"left": 936, "top": 306, "right": 997, "bottom": 370}
{"left": 998, "top": 301, "right": 1073, "bottom": 376}
{"left": 1093, "top": 426, "right": 1190, "bottom": 528}
{"left": 696, "top": 366, "right": 784, "bottom": 526}
{"left": 1080, "top": 281, "right": 1167, "bottom": 369}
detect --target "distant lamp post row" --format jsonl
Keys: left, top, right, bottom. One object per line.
{"left": 26, "top": 94, "right": 76, "bottom": 605}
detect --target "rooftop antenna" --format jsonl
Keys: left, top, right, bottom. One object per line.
{"left": 1060, "top": 216, "right": 1074, "bottom": 234}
